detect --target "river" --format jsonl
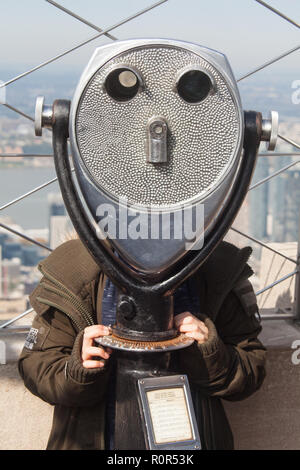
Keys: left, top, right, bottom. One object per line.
{"left": 0, "top": 166, "right": 60, "bottom": 230}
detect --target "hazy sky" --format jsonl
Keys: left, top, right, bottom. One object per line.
{"left": 1, "top": 0, "right": 299, "bottom": 80}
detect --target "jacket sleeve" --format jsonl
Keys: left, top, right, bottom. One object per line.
{"left": 177, "top": 285, "right": 266, "bottom": 401}
{"left": 18, "top": 308, "right": 110, "bottom": 408}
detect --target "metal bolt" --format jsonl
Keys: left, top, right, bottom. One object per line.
{"left": 118, "top": 297, "right": 136, "bottom": 320}
{"left": 154, "top": 124, "right": 163, "bottom": 134}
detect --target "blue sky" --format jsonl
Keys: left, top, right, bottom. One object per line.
{"left": 1, "top": 0, "right": 299, "bottom": 80}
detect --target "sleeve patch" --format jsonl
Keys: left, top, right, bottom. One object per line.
{"left": 24, "top": 325, "right": 50, "bottom": 350}
{"left": 24, "top": 328, "right": 39, "bottom": 350}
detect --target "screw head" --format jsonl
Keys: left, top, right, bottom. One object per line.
{"left": 117, "top": 297, "right": 136, "bottom": 320}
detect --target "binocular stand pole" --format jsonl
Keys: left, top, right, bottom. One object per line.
{"left": 51, "top": 100, "right": 262, "bottom": 450}
{"left": 114, "top": 350, "right": 173, "bottom": 449}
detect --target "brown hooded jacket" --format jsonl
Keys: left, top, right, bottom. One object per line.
{"left": 18, "top": 239, "right": 266, "bottom": 450}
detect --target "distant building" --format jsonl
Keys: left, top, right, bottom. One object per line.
{"left": 22, "top": 245, "right": 43, "bottom": 267}
{"left": 48, "top": 193, "right": 66, "bottom": 217}
{"left": 249, "top": 157, "right": 269, "bottom": 241}
{"left": 269, "top": 156, "right": 300, "bottom": 243}
{"left": 1, "top": 257, "right": 22, "bottom": 299}
{"left": 248, "top": 137, "right": 300, "bottom": 248}
{"left": 2, "top": 241, "right": 22, "bottom": 260}
{"left": 48, "top": 193, "right": 72, "bottom": 249}
{"left": 0, "top": 233, "right": 8, "bottom": 248}
{"left": 282, "top": 168, "right": 300, "bottom": 242}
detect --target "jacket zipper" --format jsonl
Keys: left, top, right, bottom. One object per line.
{"left": 36, "top": 296, "right": 84, "bottom": 331}
{"left": 39, "top": 264, "right": 94, "bottom": 326}
{"left": 40, "top": 280, "right": 94, "bottom": 327}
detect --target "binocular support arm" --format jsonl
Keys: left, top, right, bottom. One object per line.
{"left": 52, "top": 100, "right": 261, "bottom": 341}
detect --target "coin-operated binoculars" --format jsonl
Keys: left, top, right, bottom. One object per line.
{"left": 35, "top": 39, "right": 278, "bottom": 450}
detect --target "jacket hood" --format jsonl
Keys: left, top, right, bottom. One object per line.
{"left": 30, "top": 238, "right": 253, "bottom": 326}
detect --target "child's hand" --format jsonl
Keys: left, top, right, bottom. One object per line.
{"left": 174, "top": 312, "right": 209, "bottom": 344}
{"left": 82, "top": 325, "right": 112, "bottom": 369}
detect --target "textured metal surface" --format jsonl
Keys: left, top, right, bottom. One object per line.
{"left": 95, "top": 332, "right": 194, "bottom": 352}
{"left": 75, "top": 45, "right": 241, "bottom": 208}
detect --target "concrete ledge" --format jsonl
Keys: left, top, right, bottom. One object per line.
{"left": 0, "top": 331, "right": 28, "bottom": 363}
{"left": 259, "top": 319, "right": 300, "bottom": 348}
{"left": 225, "top": 347, "right": 300, "bottom": 450}
{"left": 224, "top": 319, "right": 300, "bottom": 450}
{"left": 0, "top": 363, "right": 52, "bottom": 450}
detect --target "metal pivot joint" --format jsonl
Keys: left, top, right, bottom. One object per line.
{"left": 34, "top": 96, "right": 54, "bottom": 136}
{"left": 261, "top": 110, "right": 279, "bottom": 151}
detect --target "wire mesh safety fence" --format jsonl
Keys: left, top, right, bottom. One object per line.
{"left": 0, "top": 0, "right": 299, "bottom": 330}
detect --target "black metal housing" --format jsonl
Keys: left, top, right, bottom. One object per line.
{"left": 52, "top": 100, "right": 261, "bottom": 342}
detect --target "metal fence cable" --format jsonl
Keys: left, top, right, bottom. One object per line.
{"left": 0, "top": 222, "right": 52, "bottom": 252}
{"left": 260, "top": 257, "right": 287, "bottom": 308}
{"left": 230, "top": 227, "right": 297, "bottom": 264}
{"left": 237, "top": 44, "right": 300, "bottom": 82}
{"left": 279, "top": 134, "right": 300, "bottom": 151}
{"left": 0, "top": 154, "right": 53, "bottom": 158}
{"left": 3, "top": 103, "right": 34, "bottom": 122}
{"left": 0, "top": 0, "right": 168, "bottom": 89}
{"left": 0, "top": 176, "right": 58, "bottom": 212}
{"left": 45, "top": 0, "right": 118, "bottom": 40}
{"left": 249, "top": 160, "right": 300, "bottom": 191}
{"left": 256, "top": 270, "right": 298, "bottom": 296}
{"left": 0, "top": 308, "right": 34, "bottom": 329}
{"left": 0, "top": 168, "right": 75, "bottom": 211}
{"left": 258, "top": 152, "right": 300, "bottom": 157}
{"left": 254, "top": 0, "right": 300, "bottom": 30}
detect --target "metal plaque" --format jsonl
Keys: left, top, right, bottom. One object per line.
{"left": 138, "top": 375, "right": 201, "bottom": 450}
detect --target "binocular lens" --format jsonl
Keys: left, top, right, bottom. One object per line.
{"left": 177, "top": 70, "right": 212, "bottom": 103}
{"left": 105, "top": 67, "right": 140, "bottom": 102}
